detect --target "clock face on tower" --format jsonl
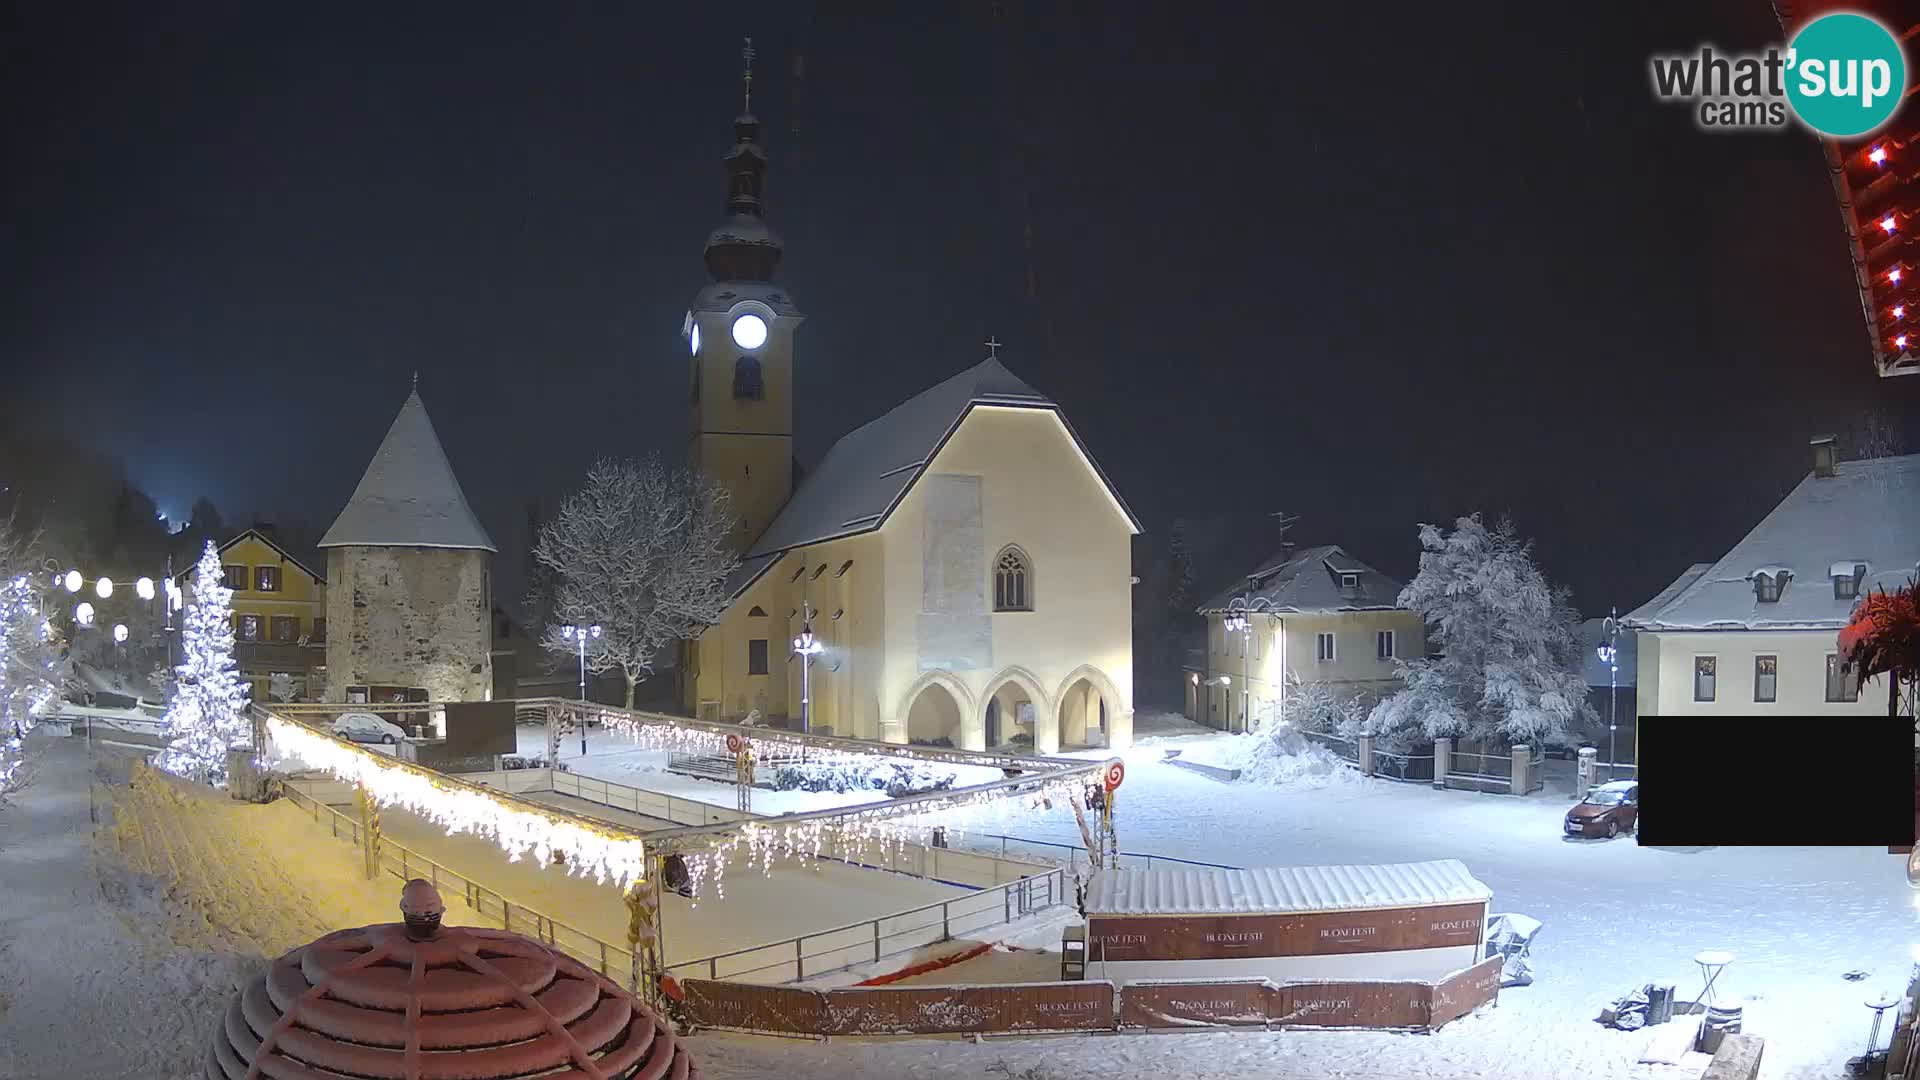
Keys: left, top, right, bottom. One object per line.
{"left": 731, "top": 313, "right": 768, "bottom": 351}
{"left": 689, "top": 322, "right": 701, "bottom": 356}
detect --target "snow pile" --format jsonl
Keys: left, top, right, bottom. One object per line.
{"left": 1232, "top": 724, "right": 1365, "bottom": 789}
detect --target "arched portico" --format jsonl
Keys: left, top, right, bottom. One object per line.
{"left": 894, "top": 670, "right": 977, "bottom": 748}
{"left": 979, "top": 666, "right": 1050, "bottom": 752}
{"left": 1052, "top": 664, "right": 1128, "bottom": 753}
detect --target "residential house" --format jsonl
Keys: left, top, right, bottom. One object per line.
{"left": 1623, "top": 438, "right": 1918, "bottom": 718}
{"left": 1190, "top": 545, "right": 1425, "bottom": 732}
{"left": 176, "top": 527, "right": 328, "bottom": 704}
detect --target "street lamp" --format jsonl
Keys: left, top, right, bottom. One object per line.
{"left": 792, "top": 604, "right": 825, "bottom": 734}
{"left": 1224, "top": 589, "right": 1278, "bottom": 735}
{"left": 1596, "top": 608, "right": 1621, "bottom": 783}
{"left": 560, "top": 624, "right": 601, "bottom": 756}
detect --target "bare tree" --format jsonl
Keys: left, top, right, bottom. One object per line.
{"left": 1, "top": 514, "right": 69, "bottom": 799}
{"left": 531, "top": 456, "right": 740, "bottom": 708}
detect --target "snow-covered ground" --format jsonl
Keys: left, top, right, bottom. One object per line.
{"left": 7, "top": 711, "right": 1912, "bottom": 1080}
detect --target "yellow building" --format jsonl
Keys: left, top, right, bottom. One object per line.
{"left": 177, "top": 528, "right": 328, "bottom": 703}
{"left": 1189, "top": 546, "right": 1426, "bottom": 733}
{"left": 675, "top": 101, "right": 1140, "bottom": 753}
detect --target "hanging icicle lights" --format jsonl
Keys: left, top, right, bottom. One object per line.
{"left": 265, "top": 716, "right": 650, "bottom": 888}
{"left": 662, "top": 769, "right": 1098, "bottom": 904}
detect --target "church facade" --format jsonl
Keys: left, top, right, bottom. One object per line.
{"left": 677, "top": 97, "right": 1139, "bottom": 754}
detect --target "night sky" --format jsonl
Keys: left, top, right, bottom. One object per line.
{"left": 4, "top": 2, "right": 1917, "bottom": 619}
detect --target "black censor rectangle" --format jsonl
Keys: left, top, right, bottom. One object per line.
{"left": 1636, "top": 719, "right": 1912, "bottom": 847}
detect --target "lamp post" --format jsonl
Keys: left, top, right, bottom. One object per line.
{"left": 560, "top": 624, "right": 600, "bottom": 756}
{"left": 1596, "top": 608, "right": 1620, "bottom": 784}
{"left": 1224, "top": 589, "right": 1277, "bottom": 735}
{"left": 792, "top": 604, "right": 824, "bottom": 734}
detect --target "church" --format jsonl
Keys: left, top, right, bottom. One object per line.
{"left": 677, "top": 90, "right": 1140, "bottom": 754}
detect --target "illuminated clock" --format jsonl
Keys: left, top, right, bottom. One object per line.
{"left": 731, "top": 313, "right": 768, "bottom": 350}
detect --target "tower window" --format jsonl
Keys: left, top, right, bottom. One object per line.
{"left": 993, "top": 546, "right": 1033, "bottom": 612}
{"left": 733, "top": 355, "right": 763, "bottom": 400}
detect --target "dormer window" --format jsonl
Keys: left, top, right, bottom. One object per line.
{"left": 1339, "top": 573, "right": 1359, "bottom": 591}
{"left": 1752, "top": 569, "right": 1790, "bottom": 603}
{"left": 1831, "top": 561, "right": 1868, "bottom": 600}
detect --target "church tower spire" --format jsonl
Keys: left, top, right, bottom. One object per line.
{"left": 687, "top": 37, "right": 803, "bottom": 553}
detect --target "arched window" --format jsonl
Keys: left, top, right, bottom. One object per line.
{"left": 993, "top": 546, "right": 1033, "bottom": 612}
{"left": 733, "top": 355, "right": 763, "bottom": 400}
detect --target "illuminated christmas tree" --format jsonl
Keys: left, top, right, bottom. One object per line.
{"left": 157, "top": 539, "right": 251, "bottom": 785}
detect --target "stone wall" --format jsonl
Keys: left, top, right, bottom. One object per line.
{"left": 325, "top": 546, "right": 492, "bottom": 703}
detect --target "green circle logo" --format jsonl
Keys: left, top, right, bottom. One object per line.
{"left": 1786, "top": 13, "right": 1907, "bottom": 137}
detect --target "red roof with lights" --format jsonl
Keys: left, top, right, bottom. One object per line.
{"left": 1775, "top": 1, "right": 1920, "bottom": 377}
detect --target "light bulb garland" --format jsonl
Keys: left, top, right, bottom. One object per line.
{"left": 266, "top": 715, "right": 651, "bottom": 888}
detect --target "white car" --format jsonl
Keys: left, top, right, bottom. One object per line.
{"left": 332, "top": 712, "right": 407, "bottom": 745}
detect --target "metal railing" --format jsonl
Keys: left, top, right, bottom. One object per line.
{"left": 1447, "top": 750, "right": 1512, "bottom": 781}
{"left": 548, "top": 769, "right": 750, "bottom": 828}
{"left": 974, "top": 833, "right": 1239, "bottom": 873}
{"left": 664, "top": 868, "right": 1066, "bottom": 985}
{"left": 279, "top": 782, "right": 638, "bottom": 988}
{"left": 1370, "top": 745, "right": 1437, "bottom": 783}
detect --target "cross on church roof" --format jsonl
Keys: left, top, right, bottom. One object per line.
{"left": 742, "top": 36, "right": 755, "bottom": 112}
{"left": 984, "top": 336, "right": 1001, "bottom": 360}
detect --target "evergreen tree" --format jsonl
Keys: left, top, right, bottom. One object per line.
{"left": 1165, "top": 518, "right": 1195, "bottom": 630}
{"left": 1369, "top": 514, "right": 1594, "bottom": 746}
{"left": 157, "top": 539, "right": 251, "bottom": 785}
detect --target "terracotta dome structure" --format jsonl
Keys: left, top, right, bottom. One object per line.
{"left": 208, "top": 881, "right": 695, "bottom": 1079}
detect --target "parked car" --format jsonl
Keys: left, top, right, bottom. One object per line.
{"left": 332, "top": 712, "right": 407, "bottom": 745}
{"left": 1565, "top": 780, "right": 1638, "bottom": 839}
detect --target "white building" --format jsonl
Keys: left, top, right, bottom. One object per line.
{"left": 1624, "top": 438, "right": 1918, "bottom": 717}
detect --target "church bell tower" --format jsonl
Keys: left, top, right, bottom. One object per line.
{"left": 686, "top": 37, "right": 802, "bottom": 551}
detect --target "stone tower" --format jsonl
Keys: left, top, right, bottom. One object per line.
{"left": 685, "top": 42, "right": 805, "bottom": 551}
{"left": 319, "top": 389, "right": 496, "bottom": 712}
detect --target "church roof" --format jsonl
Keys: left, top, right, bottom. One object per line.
{"left": 319, "top": 390, "right": 497, "bottom": 552}
{"left": 729, "top": 357, "right": 1138, "bottom": 596}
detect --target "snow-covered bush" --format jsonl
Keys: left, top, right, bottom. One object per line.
{"left": 769, "top": 759, "right": 958, "bottom": 798}
{"left": 1369, "top": 514, "right": 1594, "bottom": 748}
{"left": 1, "top": 518, "right": 68, "bottom": 799}
{"left": 1282, "top": 676, "right": 1372, "bottom": 738}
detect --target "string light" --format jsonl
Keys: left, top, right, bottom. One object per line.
{"left": 1896, "top": 306, "right": 1906, "bottom": 320}
{"left": 266, "top": 716, "right": 651, "bottom": 888}
{"left": 1871, "top": 146, "right": 1888, "bottom": 165}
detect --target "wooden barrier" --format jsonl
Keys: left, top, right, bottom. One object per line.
{"left": 685, "top": 956, "right": 1501, "bottom": 1037}
{"left": 683, "top": 979, "right": 1115, "bottom": 1036}
{"left": 1089, "top": 902, "right": 1486, "bottom": 961}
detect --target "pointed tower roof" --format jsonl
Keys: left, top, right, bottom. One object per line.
{"left": 319, "top": 390, "right": 496, "bottom": 552}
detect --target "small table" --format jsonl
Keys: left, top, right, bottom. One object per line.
{"left": 1694, "top": 950, "right": 1736, "bottom": 1010}
{"left": 1867, "top": 994, "right": 1901, "bottom": 1059}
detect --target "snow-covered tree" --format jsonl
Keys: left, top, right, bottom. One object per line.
{"left": 156, "top": 539, "right": 250, "bottom": 786}
{"left": 532, "top": 456, "right": 740, "bottom": 707}
{"left": 1, "top": 517, "right": 68, "bottom": 799}
{"left": 1368, "top": 514, "right": 1594, "bottom": 747}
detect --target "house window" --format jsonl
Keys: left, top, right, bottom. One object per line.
{"left": 270, "top": 616, "right": 298, "bottom": 642}
{"left": 733, "top": 355, "right": 764, "bottom": 400}
{"left": 1825, "top": 654, "right": 1859, "bottom": 703}
{"left": 1376, "top": 630, "right": 1395, "bottom": 660}
{"left": 1753, "top": 571, "right": 1788, "bottom": 603}
{"left": 1316, "top": 632, "right": 1336, "bottom": 662}
{"left": 255, "top": 566, "right": 281, "bottom": 592}
{"left": 312, "top": 618, "right": 326, "bottom": 643}
{"left": 747, "top": 639, "right": 769, "bottom": 676}
{"left": 223, "top": 565, "right": 247, "bottom": 591}
{"left": 1834, "top": 563, "right": 1866, "bottom": 599}
{"left": 994, "top": 546, "right": 1033, "bottom": 611}
{"left": 1754, "top": 655, "right": 1777, "bottom": 703}
{"left": 1693, "top": 656, "right": 1717, "bottom": 702}
{"left": 236, "top": 614, "right": 263, "bottom": 642}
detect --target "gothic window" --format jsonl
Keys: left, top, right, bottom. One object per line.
{"left": 993, "top": 546, "right": 1033, "bottom": 612}
{"left": 747, "top": 606, "right": 767, "bottom": 617}
{"left": 733, "top": 355, "right": 763, "bottom": 400}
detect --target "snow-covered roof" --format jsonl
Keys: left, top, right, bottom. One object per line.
{"left": 706, "top": 214, "right": 783, "bottom": 250}
{"left": 1198, "top": 545, "right": 1405, "bottom": 614}
{"left": 728, "top": 357, "right": 1140, "bottom": 596}
{"left": 690, "top": 280, "right": 803, "bottom": 318}
{"left": 1085, "top": 860, "right": 1491, "bottom": 917}
{"left": 174, "top": 528, "right": 327, "bottom": 585}
{"left": 1623, "top": 453, "right": 1920, "bottom": 632}
{"left": 318, "top": 390, "right": 496, "bottom": 552}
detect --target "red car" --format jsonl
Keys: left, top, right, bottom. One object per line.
{"left": 1565, "top": 780, "right": 1638, "bottom": 839}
